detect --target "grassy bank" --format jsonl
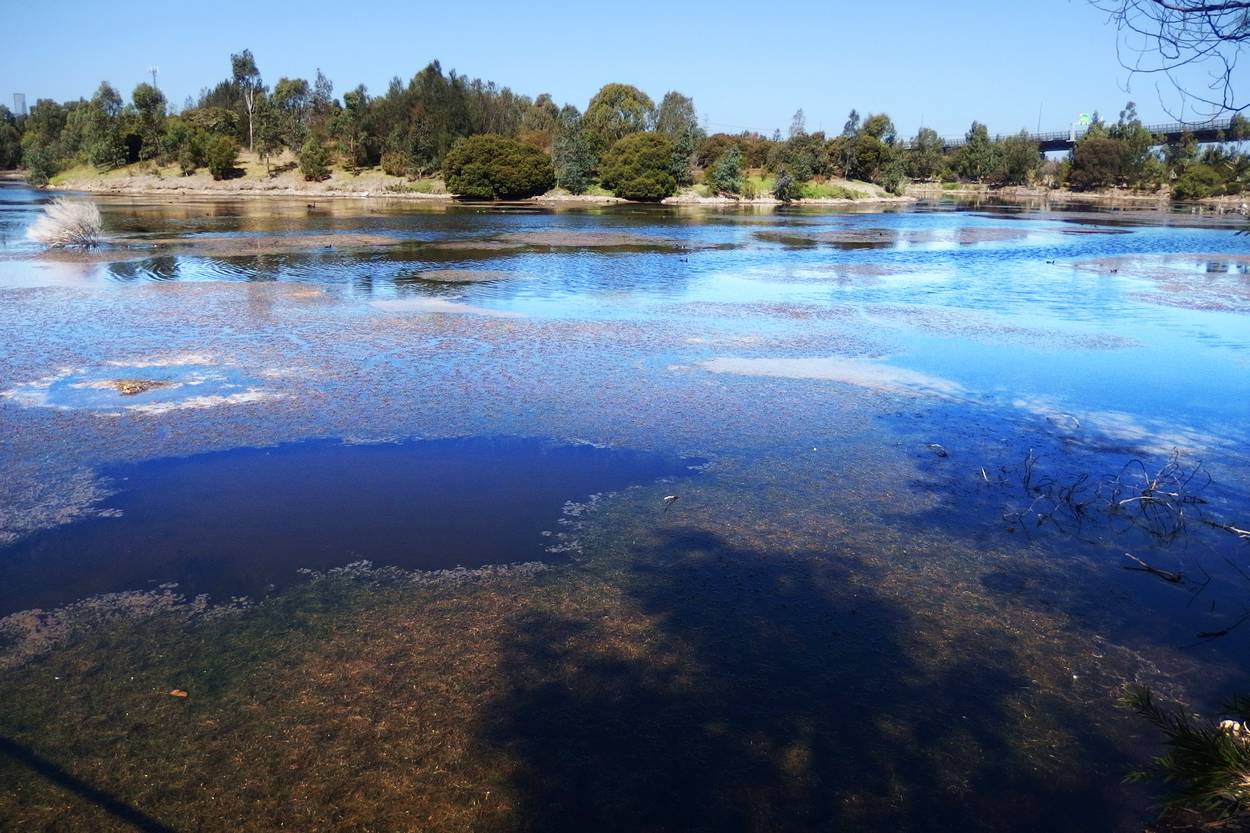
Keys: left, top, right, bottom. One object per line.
{"left": 31, "top": 155, "right": 913, "bottom": 207}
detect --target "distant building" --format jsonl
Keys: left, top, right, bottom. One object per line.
{"left": 12, "top": 93, "right": 26, "bottom": 117}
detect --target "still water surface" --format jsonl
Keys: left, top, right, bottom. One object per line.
{"left": 0, "top": 182, "right": 1248, "bottom": 832}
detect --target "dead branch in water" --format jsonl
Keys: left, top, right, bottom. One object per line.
{"left": 1204, "top": 520, "right": 1250, "bottom": 542}
{"left": 1100, "top": 451, "right": 1210, "bottom": 543}
{"left": 1122, "top": 552, "right": 1185, "bottom": 583}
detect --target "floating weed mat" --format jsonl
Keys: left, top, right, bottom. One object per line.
{"left": 407, "top": 269, "right": 521, "bottom": 283}
{"left": 0, "top": 563, "right": 552, "bottom": 833}
{"left": 753, "top": 226, "right": 1031, "bottom": 248}
{"left": 0, "top": 452, "right": 1219, "bottom": 833}
{"left": 29, "top": 233, "right": 404, "bottom": 263}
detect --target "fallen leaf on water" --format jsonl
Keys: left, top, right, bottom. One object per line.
{"left": 169, "top": 689, "right": 188, "bottom": 698}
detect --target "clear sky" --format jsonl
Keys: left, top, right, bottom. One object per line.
{"left": 0, "top": 0, "right": 1219, "bottom": 138}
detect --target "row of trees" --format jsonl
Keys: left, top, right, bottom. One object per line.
{"left": 3, "top": 51, "right": 1248, "bottom": 201}
{"left": 1058, "top": 103, "right": 1249, "bottom": 198}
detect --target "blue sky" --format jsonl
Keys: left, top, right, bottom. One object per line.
{"left": 0, "top": 0, "right": 1216, "bottom": 138}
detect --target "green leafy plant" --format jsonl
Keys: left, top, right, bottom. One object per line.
{"left": 1120, "top": 685, "right": 1250, "bottom": 825}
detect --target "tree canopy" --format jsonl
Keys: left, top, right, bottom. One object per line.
{"left": 442, "top": 134, "right": 555, "bottom": 199}
{"left": 599, "top": 132, "right": 677, "bottom": 201}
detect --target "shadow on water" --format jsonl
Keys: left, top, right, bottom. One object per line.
{"left": 0, "top": 736, "right": 177, "bottom": 833}
{"left": 0, "top": 437, "right": 700, "bottom": 616}
{"left": 482, "top": 527, "right": 1127, "bottom": 833}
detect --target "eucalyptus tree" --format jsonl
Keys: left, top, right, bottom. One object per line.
{"left": 131, "top": 82, "right": 167, "bottom": 161}
{"left": 231, "top": 49, "right": 263, "bottom": 150}
{"left": 656, "top": 91, "right": 702, "bottom": 186}
{"left": 584, "top": 83, "right": 655, "bottom": 158}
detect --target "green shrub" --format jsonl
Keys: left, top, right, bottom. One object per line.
{"left": 22, "top": 144, "right": 58, "bottom": 186}
{"left": 1121, "top": 685, "right": 1250, "bottom": 824}
{"left": 772, "top": 170, "right": 803, "bottom": 202}
{"left": 442, "top": 135, "right": 554, "bottom": 199}
{"left": 300, "top": 135, "right": 331, "bottom": 182}
{"left": 599, "top": 132, "right": 677, "bottom": 201}
{"left": 1067, "top": 137, "right": 1127, "bottom": 190}
{"left": 204, "top": 135, "right": 238, "bottom": 180}
{"left": 178, "top": 146, "right": 198, "bottom": 176}
{"left": 706, "top": 147, "right": 743, "bottom": 195}
{"left": 380, "top": 151, "right": 411, "bottom": 178}
{"left": 1172, "top": 165, "right": 1224, "bottom": 200}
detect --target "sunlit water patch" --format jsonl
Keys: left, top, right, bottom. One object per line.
{"left": 1, "top": 359, "right": 272, "bottom": 414}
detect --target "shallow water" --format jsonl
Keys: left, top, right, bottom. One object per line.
{"left": 1, "top": 181, "right": 1248, "bottom": 832}
{"left": 0, "top": 437, "right": 699, "bottom": 615}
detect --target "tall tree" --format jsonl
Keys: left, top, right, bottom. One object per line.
{"left": 993, "top": 131, "right": 1042, "bottom": 185}
{"left": 253, "top": 95, "right": 283, "bottom": 174}
{"left": 231, "top": 49, "right": 263, "bottom": 150}
{"left": 584, "top": 83, "right": 655, "bottom": 157}
{"left": 954, "top": 121, "right": 996, "bottom": 181}
{"left": 83, "top": 82, "right": 126, "bottom": 170}
{"left": 907, "top": 127, "right": 945, "bottom": 180}
{"left": 789, "top": 108, "right": 806, "bottom": 139}
{"left": 656, "top": 91, "right": 698, "bottom": 138}
{"left": 552, "top": 105, "right": 595, "bottom": 193}
{"left": 656, "top": 91, "right": 702, "bottom": 187}
{"left": 131, "top": 82, "right": 167, "bottom": 161}
{"left": 842, "top": 109, "right": 860, "bottom": 137}
{"left": 272, "top": 77, "right": 311, "bottom": 149}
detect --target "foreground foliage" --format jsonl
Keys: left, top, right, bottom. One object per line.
{"left": 1121, "top": 685, "right": 1250, "bottom": 826}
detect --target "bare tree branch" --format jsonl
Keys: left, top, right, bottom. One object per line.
{"left": 1091, "top": 0, "right": 1249, "bottom": 118}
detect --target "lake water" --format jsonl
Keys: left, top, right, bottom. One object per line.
{"left": 0, "top": 181, "right": 1248, "bottom": 832}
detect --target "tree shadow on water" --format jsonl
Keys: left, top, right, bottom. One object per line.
{"left": 482, "top": 528, "right": 1128, "bottom": 833}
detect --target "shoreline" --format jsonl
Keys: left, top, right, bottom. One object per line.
{"left": 43, "top": 174, "right": 916, "bottom": 208}
{"left": 11, "top": 168, "right": 1245, "bottom": 211}
{"left": 905, "top": 182, "right": 1250, "bottom": 212}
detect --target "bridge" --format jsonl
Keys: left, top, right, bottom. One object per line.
{"left": 924, "top": 117, "right": 1244, "bottom": 153}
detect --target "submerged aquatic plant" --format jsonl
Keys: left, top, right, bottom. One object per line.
{"left": 1121, "top": 685, "right": 1250, "bottom": 827}
{"left": 25, "top": 199, "right": 103, "bottom": 248}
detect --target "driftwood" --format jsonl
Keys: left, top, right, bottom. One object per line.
{"left": 1122, "top": 552, "right": 1184, "bottom": 583}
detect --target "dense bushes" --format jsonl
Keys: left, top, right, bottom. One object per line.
{"left": 442, "top": 134, "right": 554, "bottom": 199}
{"left": 204, "top": 135, "right": 238, "bottom": 180}
{"left": 705, "top": 147, "right": 743, "bottom": 195}
{"left": 299, "top": 135, "right": 331, "bottom": 181}
{"left": 599, "top": 133, "right": 677, "bottom": 201}
{"left": 1066, "top": 137, "right": 1128, "bottom": 190}
{"left": 1172, "top": 165, "right": 1224, "bottom": 200}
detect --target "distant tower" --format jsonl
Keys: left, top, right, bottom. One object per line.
{"left": 147, "top": 66, "right": 159, "bottom": 90}
{"left": 12, "top": 93, "right": 26, "bottom": 117}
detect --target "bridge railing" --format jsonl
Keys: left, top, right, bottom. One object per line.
{"left": 900, "top": 117, "right": 1239, "bottom": 150}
